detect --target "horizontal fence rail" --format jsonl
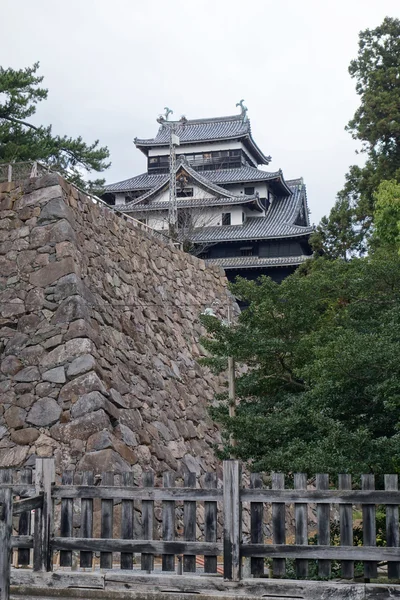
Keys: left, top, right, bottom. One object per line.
{"left": 1, "top": 458, "right": 400, "bottom": 600}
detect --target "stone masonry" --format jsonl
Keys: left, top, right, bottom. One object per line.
{"left": 0, "top": 173, "right": 237, "bottom": 479}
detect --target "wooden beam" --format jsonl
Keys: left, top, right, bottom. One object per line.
{"left": 52, "top": 485, "right": 222, "bottom": 501}
{"left": 52, "top": 538, "right": 222, "bottom": 555}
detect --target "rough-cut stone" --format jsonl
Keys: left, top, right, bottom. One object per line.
{"left": 14, "top": 366, "right": 40, "bottom": 382}
{"left": 14, "top": 393, "right": 35, "bottom": 409}
{"left": 71, "top": 391, "right": 119, "bottom": 421}
{"left": 38, "top": 197, "right": 74, "bottom": 225}
{"left": 0, "top": 445, "right": 29, "bottom": 467}
{"left": 4, "top": 405, "right": 26, "bottom": 429}
{"left": 67, "top": 354, "right": 96, "bottom": 378}
{"left": 42, "top": 366, "right": 66, "bottom": 384}
{"left": 11, "top": 428, "right": 40, "bottom": 445}
{"left": 29, "top": 257, "right": 78, "bottom": 287}
{"left": 40, "top": 338, "right": 93, "bottom": 369}
{"left": 27, "top": 397, "right": 62, "bottom": 427}
{"left": 0, "top": 355, "right": 22, "bottom": 375}
{"left": 58, "top": 371, "right": 106, "bottom": 404}
{"left": 50, "top": 409, "right": 111, "bottom": 443}
{"left": 51, "top": 296, "right": 90, "bottom": 325}
{"left": 77, "top": 449, "right": 130, "bottom": 473}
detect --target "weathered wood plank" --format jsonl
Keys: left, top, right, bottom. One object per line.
{"left": 0, "top": 486, "right": 35, "bottom": 496}
{"left": 52, "top": 537, "right": 222, "bottom": 555}
{"left": 223, "top": 460, "right": 241, "bottom": 582}
{"left": 240, "top": 488, "right": 400, "bottom": 504}
{"left": 0, "top": 470, "right": 12, "bottom": 600}
{"left": 33, "top": 458, "right": 55, "bottom": 572}
{"left": 80, "top": 471, "right": 94, "bottom": 569}
{"left": 295, "top": 473, "right": 308, "bottom": 578}
{"left": 120, "top": 472, "right": 134, "bottom": 570}
{"left": 362, "top": 474, "right": 377, "bottom": 580}
{"left": 16, "top": 469, "right": 32, "bottom": 568}
{"left": 250, "top": 473, "right": 263, "bottom": 577}
{"left": 13, "top": 494, "right": 42, "bottom": 516}
{"left": 141, "top": 472, "right": 154, "bottom": 572}
{"left": 204, "top": 472, "right": 217, "bottom": 574}
{"left": 339, "top": 474, "right": 353, "bottom": 579}
{"left": 52, "top": 485, "right": 222, "bottom": 501}
{"left": 11, "top": 536, "right": 33, "bottom": 548}
{"left": 11, "top": 569, "right": 105, "bottom": 589}
{"left": 317, "top": 474, "right": 330, "bottom": 578}
{"left": 272, "top": 472, "right": 285, "bottom": 577}
{"left": 385, "top": 474, "right": 400, "bottom": 580}
{"left": 240, "top": 543, "right": 400, "bottom": 560}
{"left": 100, "top": 472, "right": 114, "bottom": 569}
{"left": 59, "top": 471, "right": 73, "bottom": 567}
{"left": 162, "top": 472, "right": 175, "bottom": 572}
{"left": 183, "top": 472, "right": 196, "bottom": 573}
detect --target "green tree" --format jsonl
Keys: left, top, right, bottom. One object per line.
{"left": 373, "top": 179, "right": 400, "bottom": 250}
{"left": 314, "top": 17, "right": 400, "bottom": 257}
{"left": 200, "top": 254, "right": 400, "bottom": 474}
{"left": 0, "top": 62, "right": 110, "bottom": 192}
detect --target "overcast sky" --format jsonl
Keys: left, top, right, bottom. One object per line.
{"left": 2, "top": 0, "right": 399, "bottom": 223}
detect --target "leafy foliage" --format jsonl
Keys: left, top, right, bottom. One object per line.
{"left": 0, "top": 62, "right": 110, "bottom": 192}
{"left": 373, "top": 179, "right": 400, "bottom": 250}
{"left": 200, "top": 253, "right": 400, "bottom": 474}
{"left": 313, "top": 17, "right": 400, "bottom": 257}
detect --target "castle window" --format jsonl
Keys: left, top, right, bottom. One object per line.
{"left": 177, "top": 188, "right": 193, "bottom": 198}
{"left": 245, "top": 186, "right": 255, "bottom": 195}
{"left": 241, "top": 246, "right": 253, "bottom": 256}
{"left": 222, "top": 213, "right": 231, "bottom": 226}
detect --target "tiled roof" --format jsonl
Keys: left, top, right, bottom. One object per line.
{"left": 135, "top": 115, "right": 250, "bottom": 145}
{"left": 122, "top": 158, "right": 262, "bottom": 210}
{"left": 206, "top": 255, "right": 310, "bottom": 269}
{"left": 104, "top": 167, "right": 283, "bottom": 194}
{"left": 189, "top": 184, "right": 313, "bottom": 242}
{"left": 134, "top": 115, "right": 271, "bottom": 165}
{"left": 124, "top": 196, "right": 261, "bottom": 212}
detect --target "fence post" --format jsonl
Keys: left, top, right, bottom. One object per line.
{"left": 33, "top": 459, "right": 55, "bottom": 572}
{"left": 7, "top": 164, "right": 12, "bottom": 183}
{"left": 0, "top": 487, "right": 12, "bottom": 600}
{"left": 223, "top": 460, "right": 242, "bottom": 581}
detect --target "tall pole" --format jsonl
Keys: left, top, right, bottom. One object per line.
{"left": 168, "top": 125, "right": 178, "bottom": 237}
{"left": 227, "top": 306, "right": 237, "bottom": 450}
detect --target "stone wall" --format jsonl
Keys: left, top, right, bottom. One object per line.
{"left": 0, "top": 174, "right": 236, "bottom": 478}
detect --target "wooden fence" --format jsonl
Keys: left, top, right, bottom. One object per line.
{"left": 1, "top": 458, "right": 400, "bottom": 600}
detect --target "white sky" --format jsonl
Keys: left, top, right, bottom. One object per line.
{"left": 1, "top": 0, "right": 399, "bottom": 223}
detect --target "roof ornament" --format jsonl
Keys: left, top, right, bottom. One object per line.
{"left": 157, "top": 107, "right": 173, "bottom": 124}
{"left": 236, "top": 99, "right": 248, "bottom": 122}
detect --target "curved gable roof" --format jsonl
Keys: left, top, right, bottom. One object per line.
{"left": 134, "top": 115, "right": 271, "bottom": 165}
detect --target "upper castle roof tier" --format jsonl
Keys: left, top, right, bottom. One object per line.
{"left": 134, "top": 114, "right": 271, "bottom": 165}
{"left": 104, "top": 166, "right": 290, "bottom": 196}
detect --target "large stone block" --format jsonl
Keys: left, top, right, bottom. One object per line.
{"left": 29, "top": 257, "right": 79, "bottom": 287}
{"left": 14, "top": 185, "right": 63, "bottom": 210}
{"left": 4, "top": 405, "right": 26, "bottom": 429}
{"left": 71, "top": 391, "right": 119, "bottom": 421}
{"left": 67, "top": 354, "right": 96, "bottom": 378}
{"left": 58, "top": 371, "right": 106, "bottom": 404}
{"left": 11, "top": 428, "right": 40, "bottom": 445}
{"left": 50, "top": 409, "right": 111, "bottom": 442}
{"left": 38, "top": 197, "right": 75, "bottom": 225}
{"left": 77, "top": 448, "right": 130, "bottom": 473}
{"left": 0, "top": 445, "right": 29, "bottom": 467}
{"left": 51, "top": 296, "right": 90, "bottom": 325}
{"left": 27, "top": 397, "right": 62, "bottom": 427}
{"left": 0, "top": 355, "right": 23, "bottom": 376}
{"left": 40, "top": 338, "right": 93, "bottom": 369}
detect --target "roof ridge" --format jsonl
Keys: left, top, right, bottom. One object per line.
{"left": 167, "top": 114, "right": 248, "bottom": 125}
